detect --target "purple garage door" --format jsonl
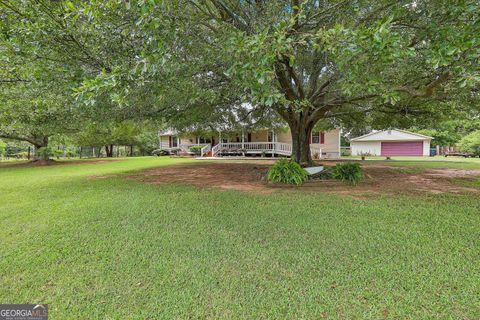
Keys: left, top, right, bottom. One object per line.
{"left": 381, "top": 141, "right": 423, "bottom": 156}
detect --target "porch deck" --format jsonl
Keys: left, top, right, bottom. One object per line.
{"left": 170, "top": 142, "right": 325, "bottom": 158}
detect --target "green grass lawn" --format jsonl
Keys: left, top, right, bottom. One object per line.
{"left": 344, "top": 155, "right": 480, "bottom": 170}
{"left": 1, "top": 157, "right": 479, "bottom": 319}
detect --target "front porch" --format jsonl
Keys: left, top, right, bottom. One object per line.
{"left": 171, "top": 141, "right": 324, "bottom": 159}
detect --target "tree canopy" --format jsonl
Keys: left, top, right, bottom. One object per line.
{"left": 1, "top": 0, "right": 479, "bottom": 163}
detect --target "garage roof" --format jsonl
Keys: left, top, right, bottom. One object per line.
{"left": 350, "top": 129, "right": 432, "bottom": 142}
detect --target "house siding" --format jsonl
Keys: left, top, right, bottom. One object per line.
{"left": 423, "top": 140, "right": 430, "bottom": 156}
{"left": 310, "top": 128, "right": 341, "bottom": 156}
{"left": 250, "top": 130, "right": 269, "bottom": 142}
{"left": 351, "top": 141, "right": 382, "bottom": 156}
{"left": 179, "top": 135, "right": 196, "bottom": 145}
{"left": 159, "top": 135, "right": 170, "bottom": 149}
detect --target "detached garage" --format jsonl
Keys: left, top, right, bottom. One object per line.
{"left": 350, "top": 129, "right": 432, "bottom": 156}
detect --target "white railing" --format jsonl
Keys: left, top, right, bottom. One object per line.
{"left": 211, "top": 142, "right": 292, "bottom": 157}
{"left": 200, "top": 144, "right": 211, "bottom": 157}
{"left": 179, "top": 143, "right": 209, "bottom": 154}
{"left": 310, "top": 144, "right": 322, "bottom": 159}
{"left": 211, "top": 143, "right": 222, "bottom": 157}
{"left": 207, "top": 142, "right": 325, "bottom": 158}
{"left": 276, "top": 142, "right": 292, "bottom": 155}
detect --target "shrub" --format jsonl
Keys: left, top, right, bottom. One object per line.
{"left": 152, "top": 149, "right": 170, "bottom": 156}
{"left": 52, "top": 149, "right": 64, "bottom": 159}
{"left": 340, "top": 148, "right": 351, "bottom": 157}
{"left": 458, "top": 131, "right": 480, "bottom": 156}
{"left": 14, "top": 151, "right": 29, "bottom": 159}
{"left": 332, "top": 162, "right": 363, "bottom": 185}
{"left": 189, "top": 145, "right": 203, "bottom": 154}
{"left": 36, "top": 147, "right": 54, "bottom": 160}
{"left": 66, "top": 150, "right": 77, "bottom": 158}
{"left": 267, "top": 159, "right": 309, "bottom": 185}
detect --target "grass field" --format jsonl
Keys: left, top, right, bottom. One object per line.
{"left": 1, "top": 157, "right": 479, "bottom": 319}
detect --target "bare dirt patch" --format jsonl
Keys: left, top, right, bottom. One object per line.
{"left": 128, "top": 162, "right": 480, "bottom": 196}
{"left": 130, "top": 162, "right": 273, "bottom": 193}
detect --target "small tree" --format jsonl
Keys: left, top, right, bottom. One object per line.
{"left": 0, "top": 140, "right": 6, "bottom": 159}
{"left": 458, "top": 131, "right": 480, "bottom": 156}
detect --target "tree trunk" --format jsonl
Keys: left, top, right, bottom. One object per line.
{"left": 105, "top": 144, "right": 114, "bottom": 157}
{"left": 288, "top": 119, "right": 314, "bottom": 166}
{"left": 130, "top": 145, "right": 133, "bottom": 157}
{"left": 33, "top": 136, "right": 49, "bottom": 160}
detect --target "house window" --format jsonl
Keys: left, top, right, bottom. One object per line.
{"left": 311, "top": 132, "right": 325, "bottom": 144}
{"left": 170, "top": 136, "right": 178, "bottom": 148}
{"left": 198, "top": 137, "right": 211, "bottom": 144}
{"left": 268, "top": 131, "right": 273, "bottom": 142}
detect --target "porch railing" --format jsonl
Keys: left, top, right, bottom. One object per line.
{"left": 211, "top": 142, "right": 292, "bottom": 157}
{"left": 208, "top": 142, "right": 323, "bottom": 158}
{"left": 178, "top": 143, "right": 209, "bottom": 154}
{"left": 200, "top": 144, "right": 211, "bottom": 157}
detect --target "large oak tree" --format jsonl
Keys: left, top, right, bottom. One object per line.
{"left": 172, "top": 0, "right": 479, "bottom": 163}
{"left": 1, "top": 1, "right": 478, "bottom": 164}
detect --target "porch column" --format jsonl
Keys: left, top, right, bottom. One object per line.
{"left": 241, "top": 129, "right": 245, "bottom": 157}
{"left": 271, "top": 129, "right": 275, "bottom": 157}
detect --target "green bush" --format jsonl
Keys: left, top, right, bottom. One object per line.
{"left": 0, "top": 140, "right": 6, "bottom": 157}
{"left": 332, "top": 162, "right": 363, "bottom": 185}
{"left": 267, "top": 159, "right": 309, "bottom": 185}
{"left": 458, "top": 131, "right": 480, "bottom": 156}
{"left": 14, "top": 151, "right": 29, "bottom": 159}
{"left": 36, "top": 147, "right": 54, "bottom": 160}
{"left": 189, "top": 145, "right": 203, "bottom": 154}
{"left": 52, "top": 149, "right": 64, "bottom": 159}
{"left": 66, "top": 150, "right": 77, "bottom": 158}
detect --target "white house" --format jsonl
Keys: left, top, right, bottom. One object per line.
{"left": 350, "top": 129, "right": 432, "bottom": 156}
{"left": 159, "top": 128, "right": 342, "bottom": 158}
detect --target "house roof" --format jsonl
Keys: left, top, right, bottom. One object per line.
{"left": 350, "top": 129, "right": 433, "bottom": 142}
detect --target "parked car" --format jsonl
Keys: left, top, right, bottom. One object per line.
{"left": 444, "top": 152, "right": 477, "bottom": 158}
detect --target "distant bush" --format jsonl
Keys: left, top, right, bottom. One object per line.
{"left": 267, "top": 159, "right": 309, "bottom": 185}
{"left": 66, "top": 150, "right": 77, "bottom": 158}
{"left": 332, "top": 162, "right": 363, "bottom": 185}
{"left": 14, "top": 151, "right": 29, "bottom": 159}
{"left": 152, "top": 149, "right": 170, "bottom": 156}
{"left": 189, "top": 145, "right": 203, "bottom": 154}
{"left": 36, "top": 147, "right": 54, "bottom": 160}
{"left": 341, "top": 148, "right": 351, "bottom": 156}
{"left": 52, "top": 149, "right": 64, "bottom": 159}
{"left": 0, "top": 140, "right": 6, "bottom": 158}
{"left": 458, "top": 131, "right": 480, "bottom": 156}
